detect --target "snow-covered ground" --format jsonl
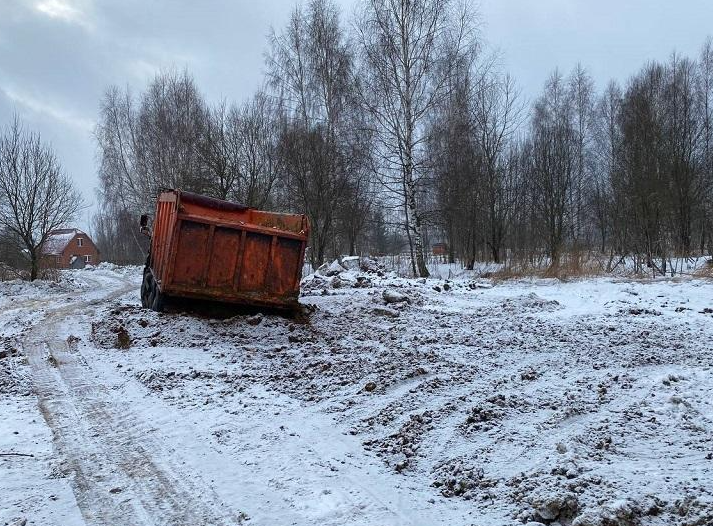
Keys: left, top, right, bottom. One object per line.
{"left": 1, "top": 262, "right": 713, "bottom": 525}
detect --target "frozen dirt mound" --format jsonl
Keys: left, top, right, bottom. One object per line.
{"left": 513, "top": 477, "right": 713, "bottom": 526}
{"left": 0, "top": 335, "right": 21, "bottom": 360}
{"left": 0, "top": 275, "right": 88, "bottom": 305}
{"left": 501, "top": 292, "right": 562, "bottom": 313}
{"left": 90, "top": 305, "right": 294, "bottom": 351}
{"left": 91, "top": 293, "right": 445, "bottom": 403}
{"left": 134, "top": 368, "right": 246, "bottom": 393}
{"left": 363, "top": 410, "right": 435, "bottom": 473}
{"left": 87, "top": 276, "right": 713, "bottom": 524}
{"left": 0, "top": 355, "right": 31, "bottom": 396}
{"left": 301, "top": 256, "right": 384, "bottom": 293}
{"left": 430, "top": 458, "right": 493, "bottom": 499}
{"left": 84, "top": 262, "right": 142, "bottom": 277}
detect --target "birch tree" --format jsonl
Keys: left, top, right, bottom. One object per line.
{"left": 699, "top": 38, "right": 713, "bottom": 254}
{"left": 356, "top": 0, "right": 478, "bottom": 277}
{"left": 268, "top": 0, "right": 368, "bottom": 267}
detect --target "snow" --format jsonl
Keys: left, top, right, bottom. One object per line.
{"left": 1, "top": 264, "right": 713, "bottom": 525}
{"left": 0, "top": 276, "right": 88, "bottom": 309}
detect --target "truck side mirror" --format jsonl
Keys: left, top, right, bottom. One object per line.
{"left": 139, "top": 214, "right": 152, "bottom": 238}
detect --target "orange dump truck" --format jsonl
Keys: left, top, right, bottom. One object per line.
{"left": 140, "top": 190, "right": 309, "bottom": 312}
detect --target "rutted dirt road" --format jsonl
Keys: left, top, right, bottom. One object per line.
{"left": 15, "top": 273, "right": 246, "bottom": 526}
{"left": 5, "top": 269, "right": 428, "bottom": 526}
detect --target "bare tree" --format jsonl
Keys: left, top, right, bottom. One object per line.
{"left": 198, "top": 100, "right": 236, "bottom": 201}
{"left": 136, "top": 70, "right": 209, "bottom": 196}
{"left": 662, "top": 53, "right": 702, "bottom": 256}
{"left": 428, "top": 64, "right": 483, "bottom": 266}
{"left": 591, "top": 80, "right": 623, "bottom": 254}
{"left": 567, "top": 64, "right": 595, "bottom": 247}
{"left": 529, "top": 70, "right": 576, "bottom": 266}
{"left": 356, "top": 0, "right": 478, "bottom": 277}
{"left": 0, "top": 117, "right": 82, "bottom": 280}
{"left": 699, "top": 38, "right": 713, "bottom": 254}
{"left": 472, "top": 72, "right": 524, "bottom": 263}
{"left": 268, "top": 0, "right": 369, "bottom": 268}
{"left": 95, "top": 71, "right": 210, "bottom": 262}
{"left": 617, "top": 63, "right": 668, "bottom": 272}
{"left": 233, "top": 92, "right": 281, "bottom": 208}
{"left": 198, "top": 92, "right": 280, "bottom": 208}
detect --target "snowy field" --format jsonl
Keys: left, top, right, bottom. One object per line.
{"left": 1, "top": 262, "right": 713, "bottom": 526}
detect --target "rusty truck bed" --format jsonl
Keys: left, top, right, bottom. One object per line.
{"left": 148, "top": 190, "right": 309, "bottom": 309}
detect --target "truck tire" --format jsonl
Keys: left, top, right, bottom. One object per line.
{"left": 150, "top": 286, "right": 165, "bottom": 313}
{"left": 141, "top": 267, "right": 165, "bottom": 312}
{"left": 144, "top": 270, "right": 165, "bottom": 313}
{"left": 140, "top": 268, "right": 152, "bottom": 308}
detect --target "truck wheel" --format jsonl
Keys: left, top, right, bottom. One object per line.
{"left": 140, "top": 268, "right": 152, "bottom": 308}
{"left": 144, "top": 270, "right": 165, "bottom": 313}
{"left": 150, "top": 288, "right": 165, "bottom": 313}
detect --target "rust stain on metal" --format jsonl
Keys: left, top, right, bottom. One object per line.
{"left": 149, "top": 190, "right": 309, "bottom": 309}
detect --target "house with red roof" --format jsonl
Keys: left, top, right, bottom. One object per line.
{"left": 41, "top": 228, "right": 101, "bottom": 269}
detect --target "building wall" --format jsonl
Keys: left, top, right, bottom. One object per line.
{"left": 432, "top": 243, "right": 448, "bottom": 256}
{"left": 54, "top": 234, "right": 101, "bottom": 268}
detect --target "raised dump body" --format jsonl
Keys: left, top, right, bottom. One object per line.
{"left": 141, "top": 190, "right": 309, "bottom": 311}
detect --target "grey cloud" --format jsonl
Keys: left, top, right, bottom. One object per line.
{"left": 0, "top": 0, "right": 711, "bottom": 231}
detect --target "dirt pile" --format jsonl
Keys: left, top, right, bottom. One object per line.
{"left": 363, "top": 410, "right": 434, "bottom": 472}
{"left": 301, "top": 257, "right": 384, "bottom": 293}
{"left": 0, "top": 354, "right": 31, "bottom": 396}
{"left": 86, "top": 273, "right": 713, "bottom": 524}
{"left": 431, "top": 458, "right": 492, "bottom": 499}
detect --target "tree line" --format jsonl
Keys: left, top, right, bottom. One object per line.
{"left": 431, "top": 47, "right": 713, "bottom": 275}
{"left": 94, "top": 0, "right": 482, "bottom": 274}
{"left": 9, "top": 0, "right": 706, "bottom": 278}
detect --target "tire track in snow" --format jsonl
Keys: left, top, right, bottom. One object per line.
{"left": 23, "top": 276, "right": 246, "bottom": 526}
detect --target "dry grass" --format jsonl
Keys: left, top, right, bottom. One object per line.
{"left": 490, "top": 252, "right": 610, "bottom": 281}
{"left": 490, "top": 253, "right": 713, "bottom": 281}
{"left": 376, "top": 251, "right": 712, "bottom": 281}
{"left": 38, "top": 267, "right": 61, "bottom": 282}
{"left": 693, "top": 260, "right": 713, "bottom": 278}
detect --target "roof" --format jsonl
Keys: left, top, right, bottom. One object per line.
{"left": 41, "top": 228, "right": 87, "bottom": 256}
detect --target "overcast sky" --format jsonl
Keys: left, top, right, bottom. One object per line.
{"left": 1, "top": 0, "right": 712, "bottom": 231}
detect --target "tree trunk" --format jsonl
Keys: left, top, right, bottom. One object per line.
{"left": 403, "top": 201, "right": 417, "bottom": 276}
{"left": 30, "top": 254, "right": 39, "bottom": 282}
{"left": 405, "top": 178, "right": 429, "bottom": 278}
{"left": 309, "top": 225, "right": 326, "bottom": 270}
{"left": 490, "top": 243, "right": 500, "bottom": 264}
{"left": 316, "top": 239, "right": 325, "bottom": 268}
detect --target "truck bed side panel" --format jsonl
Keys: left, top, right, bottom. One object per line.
{"left": 238, "top": 232, "right": 272, "bottom": 291}
{"left": 267, "top": 237, "right": 303, "bottom": 295}
{"left": 206, "top": 227, "right": 241, "bottom": 289}
{"left": 172, "top": 220, "right": 211, "bottom": 287}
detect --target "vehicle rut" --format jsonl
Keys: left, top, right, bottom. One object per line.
{"left": 23, "top": 277, "right": 245, "bottom": 526}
